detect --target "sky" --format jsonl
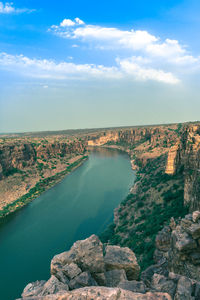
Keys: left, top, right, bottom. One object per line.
{"left": 0, "top": 0, "right": 200, "bottom": 133}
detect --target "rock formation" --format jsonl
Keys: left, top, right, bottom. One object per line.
{"left": 0, "top": 139, "right": 86, "bottom": 180}
{"left": 19, "top": 212, "right": 200, "bottom": 300}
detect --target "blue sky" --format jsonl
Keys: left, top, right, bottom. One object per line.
{"left": 0, "top": 0, "right": 200, "bottom": 132}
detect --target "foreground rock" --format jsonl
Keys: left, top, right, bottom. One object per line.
{"left": 20, "top": 286, "right": 172, "bottom": 300}
{"left": 155, "top": 212, "right": 200, "bottom": 282}
{"left": 104, "top": 245, "right": 140, "bottom": 280}
{"left": 21, "top": 235, "right": 142, "bottom": 299}
{"left": 20, "top": 212, "right": 200, "bottom": 299}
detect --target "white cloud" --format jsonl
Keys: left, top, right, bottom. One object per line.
{"left": 60, "top": 19, "right": 76, "bottom": 27}
{"left": 117, "top": 57, "right": 179, "bottom": 84}
{"left": 0, "top": 1, "right": 35, "bottom": 14}
{"left": 75, "top": 17, "right": 84, "bottom": 25}
{"left": 0, "top": 52, "right": 180, "bottom": 84}
{"left": 50, "top": 21, "right": 158, "bottom": 51}
{"left": 60, "top": 17, "right": 84, "bottom": 27}
{"left": 0, "top": 52, "right": 121, "bottom": 80}
{"left": 49, "top": 18, "right": 200, "bottom": 69}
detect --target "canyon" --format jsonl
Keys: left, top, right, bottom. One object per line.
{"left": 1, "top": 122, "right": 200, "bottom": 299}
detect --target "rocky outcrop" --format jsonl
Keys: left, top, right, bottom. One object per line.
{"left": 153, "top": 212, "right": 200, "bottom": 281}
{"left": 20, "top": 211, "right": 200, "bottom": 300}
{"left": 165, "top": 144, "right": 179, "bottom": 175}
{"left": 0, "top": 139, "right": 86, "bottom": 180}
{"left": 20, "top": 287, "right": 172, "bottom": 300}
{"left": 87, "top": 125, "right": 179, "bottom": 149}
{"left": 104, "top": 245, "right": 140, "bottom": 280}
{"left": 164, "top": 124, "right": 200, "bottom": 211}
{"left": 21, "top": 235, "right": 164, "bottom": 300}
{"left": 140, "top": 211, "right": 200, "bottom": 300}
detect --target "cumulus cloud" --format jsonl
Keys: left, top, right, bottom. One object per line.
{"left": 49, "top": 18, "right": 200, "bottom": 69}
{"left": 0, "top": 52, "right": 179, "bottom": 84}
{"left": 117, "top": 57, "right": 179, "bottom": 84}
{"left": 50, "top": 21, "right": 157, "bottom": 51}
{"left": 56, "top": 17, "right": 85, "bottom": 28}
{"left": 0, "top": 1, "right": 35, "bottom": 14}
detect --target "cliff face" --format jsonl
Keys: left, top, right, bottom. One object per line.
{"left": 0, "top": 138, "right": 87, "bottom": 212}
{"left": 164, "top": 124, "right": 200, "bottom": 211}
{"left": 0, "top": 139, "right": 86, "bottom": 180}
{"left": 0, "top": 143, "right": 36, "bottom": 179}
{"left": 87, "top": 125, "right": 179, "bottom": 149}
{"left": 88, "top": 123, "right": 200, "bottom": 212}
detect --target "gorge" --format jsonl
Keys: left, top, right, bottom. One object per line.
{"left": 0, "top": 121, "right": 200, "bottom": 299}
{"left": 0, "top": 147, "right": 134, "bottom": 300}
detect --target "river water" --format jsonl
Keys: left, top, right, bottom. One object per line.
{"left": 0, "top": 147, "right": 135, "bottom": 300}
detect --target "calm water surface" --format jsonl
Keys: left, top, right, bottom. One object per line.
{"left": 0, "top": 148, "right": 135, "bottom": 300}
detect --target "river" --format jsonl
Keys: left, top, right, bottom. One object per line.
{"left": 0, "top": 147, "right": 135, "bottom": 300}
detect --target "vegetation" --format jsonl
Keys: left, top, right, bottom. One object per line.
{"left": 0, "top": 156, "right": 88, "bottom": 219}
{"left": 100, "top": 154, "right": 188, "bottom": 271}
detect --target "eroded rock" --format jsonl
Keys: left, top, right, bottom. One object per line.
{"left": 104, "top": 245, "right": 140, "bottom": 280}
{"left": 20, "top": 287, "right": 172, "bottom": 300}
{"left": 118, "top": 280, "right": 147, "bottom": 293}
{"left": 105, "top": 269, "right": 127, "bottom": 287}
{"left": 68, "top": 271, "right": 97, "bottom": 290}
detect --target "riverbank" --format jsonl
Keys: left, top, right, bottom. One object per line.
{"left": 0, "top": 155, "right": 88, "bottom": 220}
{"left": 0, "top": 147, "right": 134, "bottom": 300}
{"left": 100, "top": 151, "right": 188, "bottom": 270}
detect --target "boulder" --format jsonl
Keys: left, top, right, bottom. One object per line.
{"left": 172, "top": 229, "right": 197, "bottom": 252}
{"left": 41, "top": 275, "right": 69, "bottom": 296}
{"left": 62, "top": 263, "right": 81, "bottom": 279}
{"left": 151, "top": 274, "right": 176, "bottom": 297}
{"left": 104, "top": 245, "right": 140, "bottom": 280}
{"left": 155, "top": 226, "right": 171, "bottom": 252}
{"left": 54, "top": 271, "right": 69, "bottom": 285}
{"left": 105, "top": 269, "right": 127, "bottom": 287}
{"left": 21, "top": 280, "right": 46, "bottom": 298}
{"left": 51, "top": 235, "right": 105, "bottom": 278}
{"left": 192, "top": 211, "right": 200, "bottom": 223}
{"left": 118, "top": 280, "right": 146, "bottom": 293}
{"left": 187, "top": 223, "right": 200, "bottom": 239}
{"left": 174, "top": 276, "right": 194, "bottom": 300}
{"left": 141, "top": 259, "right": 168, "bottom": 287}
{"left": 68, "top": 271, "right": 97, "bottom": 290}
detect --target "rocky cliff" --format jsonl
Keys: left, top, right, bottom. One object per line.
{"left": 0, "top": 137, "right": 87, "bottom": 214}
{"left": 98, "top": 123, "right": 199, "bottom": 271}
{"left": 19, "top": 212, "right": 200, "bottom": 300}
{"left": 164, "top": 124, "right": 200, "bottom": 211}
{"left": 0, "top": 139, "right": 86, "bottom": 180}
{"left": 87, "top": 125, "right": 179, "bottom": 149}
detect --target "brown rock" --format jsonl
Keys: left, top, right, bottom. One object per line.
{"left": 68, "top": 271, "right": 97, "bottom": 290}
{"left": 62, "top": 263, "right": 81, "bottom": 279}
{"left": 51, "top": 235, "right": 105, "bottom": 277}
{"left": 21, "top": 280, "right": 46, "bottom": 298}
{"left": 104, "top": 245, "right": 140, "bottom": 280}
{"left": 192, "top": 211, "right": 200, "bottom": 223}
{"left": 105, "top": 269, "right": 127, "bottom": 287}
{"left": 20, "top": 287, "right": 172, "bottom": 300}
{"left": 155, "top": 226, "right": 171, "bottom": 252}
{"left": 151, "top": 274, "right": 176, "bottom": 297}
{"left": 187, "top": 223, "right": 200, "bottom": 239}
{"left": 174, "top": 276, "right": 194, "bottom": 300}
{"left": 118, "top": 280, "right": 146, "bottom": 293}
{"left": 41, "top": 275, "right": 69, "bottom": 296}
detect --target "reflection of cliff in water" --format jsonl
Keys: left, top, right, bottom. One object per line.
{"left": 88, "top": 146, "right": 128, "bottom": 158}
